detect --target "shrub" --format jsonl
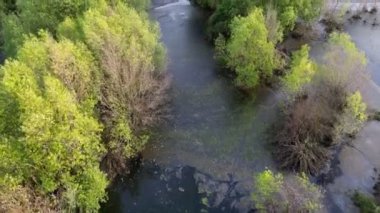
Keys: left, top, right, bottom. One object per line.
{"left": 252, "top": 169, "right": 324, "bottom": 212}
{"left": 335, "top": 91, "right": 367, "bottom": 137}
{"left": 282, "top": 44, "right": 317, "bottom": 93}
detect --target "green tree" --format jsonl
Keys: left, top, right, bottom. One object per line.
{"left": 206, "top": 0, "right": 255, "bottom": 40}
{"left": 0, "top": 33, "right": 107, "bottom": 212}
{"left": 225, "top": 7, "right": 278, "bottom": 89}
{"left": 282, "top": 44, "right": 317, "bottom": 93}
{"left": 59, "top": 0, "right": 168, "bottom": 174}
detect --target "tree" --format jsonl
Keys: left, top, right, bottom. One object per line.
{"left": 0, "top": 33, "right": 107, "bottom": 212}
{"left": 59, "top": 0, "right": 168, "bottom": 176}
{"left": 252, "top": 169, "right": 324, "bottom": 212}
{"left": 225, "top": 7, "right": 279, "bottom": 89}
{"left": 282, "top": 44, "right": 317, "bottom": 93}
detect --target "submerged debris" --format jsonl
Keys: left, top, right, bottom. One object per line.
{"left": 370, "top": 7, "right": 378, "bottom": 14}
{"left": 352, "top": 14, "right": 362, "bottom": 21}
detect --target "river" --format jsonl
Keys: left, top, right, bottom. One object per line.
{"left": 101, "top": 1, "right": 380, "bottom": 212}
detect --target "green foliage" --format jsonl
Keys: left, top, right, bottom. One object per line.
{"left": 282, "top": 45, "right": 316, "bottom": 93}
{"left": 335, "top": 91, "right": 367, "bottom": 137}
{"left": 352, "top": 192, "right": 380, "bottom": 213}
{"left": 206, "top": 0, "right": 255, "bottom": 40}
{"left": 214, "top": 34, "right": 228, "bottom": 66}
{"left": 225, "top": 8, "right": 278, "bottom": 88}
{"left": 346, "top": 91, "right": 367, "bottom": 122}
{"left": 278, "top": 6, "right": 297, "bottom": 32}
{"left": 191, "top": 0, "right": 219, "bottom": 10}
{"left": 274, "top": 0, "right": 324, "bottom": 24}
{"left": 16, "top": 0, "right": 92, "bottom": 33}
{"left": 123, "top": 0, "right": 151, "bottom": 11}
{"left": 0, "top": 33, "right": 107, "bottom": 211}
{"left": 1, "top": 0, "right": 97, "bottom": 57}
{"left": 1, "top": 14, "right": 24, "bottom": 57}
{"left": 252, "top": 170, "right": 324, "bottom": 212}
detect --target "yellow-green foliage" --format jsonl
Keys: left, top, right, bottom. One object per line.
{"left": 226, "top": 7, "right": 278, "bottom": 88}
{"left": 283, "top": 45, "right": 317, "bottom": 93}
{"left": 1, "top": 0, "right": 99, "bottom": 56}
{"left": 0, "top": 33, "right": 107, "bottom": 211}
{"left": 335, "top": 91, "right": 367, "bottom": 137}
{"left": 347, "top": 91, "right": 367, "bottom": 122}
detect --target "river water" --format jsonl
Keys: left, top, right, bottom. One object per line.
{"left": 101, "top": 1, "right": 380, "bottom": 212}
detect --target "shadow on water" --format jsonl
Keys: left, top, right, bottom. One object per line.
{"left": 101, "top": 162, "right": 244, "bottom": 213}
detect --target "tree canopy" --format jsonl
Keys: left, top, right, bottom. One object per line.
{"left": 0, "top": 33, "right": 107, "bottom": 211}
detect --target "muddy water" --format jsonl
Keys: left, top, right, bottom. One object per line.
{"left": 101, "top": 0, "right": 280, "bottom": 212}
{"left": 102, "top": 1, "right": 380, "bottom": 212}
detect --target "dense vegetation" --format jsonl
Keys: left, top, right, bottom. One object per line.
{"left": 196, "top": 0, "right": 325, "bottom": 89}
{"left": 0, "top": 0, "right": 375, "bottom": 212}
{"left": 216, "top": 7, "right": 280, "bottom": 88}
{"left": 0, "top": 0, "right": 167, "bottom": 211}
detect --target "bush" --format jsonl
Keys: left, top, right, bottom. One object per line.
{"left": 224, "top": 7, "right": 279, "bottom": 89}
{"left": 252, "top": 169, "right": 324, "bottom": 212}
{"left": 282, "top": 44, "right": 317, "bottom": 93}
{"left": 335, "top": 91, "right": 368, "bottom": 137}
